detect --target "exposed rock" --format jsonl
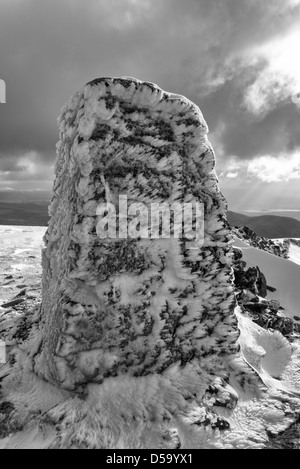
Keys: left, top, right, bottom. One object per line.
{"left": 268, "top": 299, "right": 280, "bottom": 313}
{"left": 233, "top": 243, "right": 298, "bottom": 338}
{"left": 233, "top": 226, "right": 290, "bottom": 258}
{"left": 0, "top": 402, "right": 16, "bottom": 439}
{"left": 1, "top": 298, "right": 25, "bottom": 308}
{"left": 250, "top": 310, "right": 294, "bottom": 337}
{"left": 265, "top": 417, "right": 300, "bottom": 449}
{"left": 14, "top": 289, "right": 27, "bottom": 298}
{"left": 290, "top": 239, "right": 300, "bottom": 248}
{"left": 244, "top": 301, "right": 268, "bottom": 313}
{"left": 233, "top": 249, "right": 267, "bottom": 298}
{"left": 3, "top": 280, "right": 14, "bottom": 286}
{"left": 294, "top": 322, "right": 300, "bottom": 333}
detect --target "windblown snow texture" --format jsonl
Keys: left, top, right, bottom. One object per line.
{"left": 34, "top": 77, "right": 240, "bottom": 392}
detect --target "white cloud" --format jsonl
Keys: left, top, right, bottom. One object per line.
{"left": 216, "top": 157, "right": 246, "bottom": 178}
{"left": 0, "top": 151, "right": 54, "bottom": 192}
{"left": 226, "top": 171, "right": 238, "bottom": 178}
{"left": 243, "top": 29, "right": 300, "bottom": 115}
{"left": 247, "top": 153, "right": 300, "bottom": 182}
{"left": 219, "top": 153, "right": 300, "bottom": 183}
{"left": 16, "top": 151, "right": 39, "bottom": 174}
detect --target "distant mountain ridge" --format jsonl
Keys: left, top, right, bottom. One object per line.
{"left": 0, "top": 202, "right": 49, "bottom": 226}
{"left": 227, "top": 211, "right": 300, "bottom": 238}
{"left": 0, "top": 202, "right": 300, "bottom": 238}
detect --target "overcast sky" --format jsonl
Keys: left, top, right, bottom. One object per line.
{"left": 0, "top": 0, "right": 300, "bottom": 211}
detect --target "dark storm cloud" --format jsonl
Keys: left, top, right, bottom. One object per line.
{"left": 223, "top": 102, "right": 300, "bottom": 159}
{"left": 202, "top": 84, "right": 300, "bottom": 160}
{"left": 0, "top": 0, "right": 300, "bottom": 174}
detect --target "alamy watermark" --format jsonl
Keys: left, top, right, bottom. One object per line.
{"left": 95, "top": 195, "right": 204, "bottom": 249}
{"left": 0, "top": 79, "right": 6, "bottom": 103}
{"left": 0, "top": 339, "right": 6, "bottom": 364}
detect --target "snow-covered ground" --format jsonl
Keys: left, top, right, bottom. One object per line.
{"left": 0, "top": 225, "right": 45, "bottom": 253}
{"left": 272, "top": 238, "right": 300, "bottom": 267}
{"left": 288, "top": 242, "right": 300, "bottom": 267}
{"left": 0, "top": 226, "right": 300, "bottom": 448}
{"left": 0, "top": 225, "right": 46, "bottom": 305}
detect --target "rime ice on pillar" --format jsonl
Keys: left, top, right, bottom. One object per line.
{"left": 34, "top": 77, "right": 239, "bottom": 391}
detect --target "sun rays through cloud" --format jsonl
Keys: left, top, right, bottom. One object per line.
{"left": 0, "top": 0, "right": 299, "bottom": 209}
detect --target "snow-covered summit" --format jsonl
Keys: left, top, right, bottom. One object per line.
{"left": 1, "top": 79, "right": 300, "bottom": 449}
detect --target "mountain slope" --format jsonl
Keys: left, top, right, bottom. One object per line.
{"left": 227, "top": 211, "right": 300, "bottom": 238}
{"left": 1, "top": 204, "right": 300, "bottom": 239}
{"left": 0, "top": 202, "right": 49, "bottom": 226}
{"left": 1, "top": 225, "right": 300, "bottom": 448}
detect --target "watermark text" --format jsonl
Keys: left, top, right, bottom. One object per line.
{"left": 96, "top": 196, "right": 204, "bottom": 249}
{"left": 0, "top": 79, "right": 6, "bottom": 103}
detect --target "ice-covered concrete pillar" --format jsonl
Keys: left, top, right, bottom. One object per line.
{"left": 34, "top": 77, "right": 239, "bottom": 392}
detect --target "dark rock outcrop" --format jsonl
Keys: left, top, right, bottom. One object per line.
{"left": 232, "top": 238, "right": 299, "bottom": 339}
{"left": 233, "top": 247, "right": 267, "bottom": 297}
{"left": 233, "top": 226, "right": 290, "bottom": 258}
